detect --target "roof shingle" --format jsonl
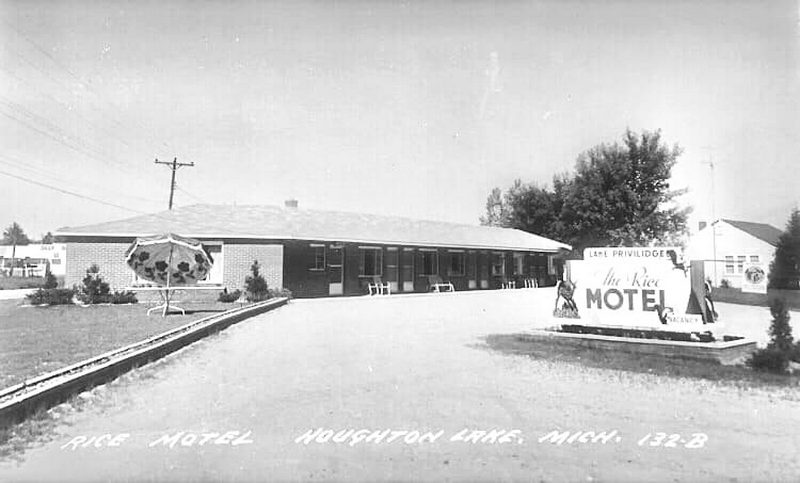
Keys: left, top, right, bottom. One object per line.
{"left": 56, "top": 204, "right": 571, "bottom": 252}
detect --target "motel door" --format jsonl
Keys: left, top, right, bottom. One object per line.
{"left": 401, "top": 248, "right": 414, "bottom": 292}
{"left": 328, "top": 245, "right": 344, "bottom": 296}
{"left": 467, "top": 251, "right": 477, "bottom": 289}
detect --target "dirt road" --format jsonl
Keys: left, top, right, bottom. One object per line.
{"left": 1, "top": 289, "right": 799, "bottom": 481}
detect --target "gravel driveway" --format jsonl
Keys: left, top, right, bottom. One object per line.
{"left": 1, "top": 289, "right": 799, "bottom": 482}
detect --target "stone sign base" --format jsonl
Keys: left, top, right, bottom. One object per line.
{"left": 519, "top": 328, "right": 757, "bottom": 365}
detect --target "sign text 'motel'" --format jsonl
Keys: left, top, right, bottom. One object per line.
{"left": 557, "top": 247, "right": 714, "bottom": 330}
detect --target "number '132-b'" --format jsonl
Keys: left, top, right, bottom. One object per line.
{"left": 637, "top": 432, "right": 707, "bottom": 449}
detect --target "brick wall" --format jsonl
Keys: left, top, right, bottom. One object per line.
{"left": 222, "top": 243, "right": 283, "bottom": 291}
{"left": 65, "top": 242, "right": 132, "bottom": 289}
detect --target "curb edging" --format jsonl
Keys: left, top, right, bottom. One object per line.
{"left": 0, "top": 298, "right": 288, "bottom": 427}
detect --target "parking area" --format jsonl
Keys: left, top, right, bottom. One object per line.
{"left": 1, "top": 289, "right": 799, "bottom": 481}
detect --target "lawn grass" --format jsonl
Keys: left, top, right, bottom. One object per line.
{"left": 714, "top": 286, "right": 800, "bottom": 310}
{"left": 0, "top": 299, "right": 244, "bottom": 390}
{"left": 483, "top": 333, "right": 800, "bottom": 389}
{"left": 0, "top": 277, "right": 46, "bottom": 291}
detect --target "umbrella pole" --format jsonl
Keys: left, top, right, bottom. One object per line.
{"left": 163, "top": 245, "right": 174, "bottom": 317}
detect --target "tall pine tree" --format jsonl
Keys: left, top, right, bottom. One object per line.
{"left": 768, "top": 208, "right": 800, "bottom": 290}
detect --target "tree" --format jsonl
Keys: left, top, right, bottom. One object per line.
{"left": 41, "top": 232, "right": 54, "bottom": 244}
{"left": 2, "top": 222, "right": 31, "bottom": 277}
{"left": 768, "top": 208, "right": 800, "bottom": 290}
{"left": 244, "top": 260, "right": 269, "bottom": 302}
{"left": 479, "top": 187, "right": 510, "bottom": 227}
{"left": 748, "top": 297, "right": 796, "bottom": 373}
{"left": 481, "top": 129, "right": 690, "bottom": 256}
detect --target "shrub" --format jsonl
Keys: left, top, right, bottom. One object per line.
{"left": 767, "top": 298, "right": 793, "bottom": 353}
{"left": 747, "top": 347, "right": 790, "bottom": 374}
{"left": 107, "top": 291, "right": 138, "bottom": 304}
{"left": 244, "top": 260, "right": 269, "bottom": 302}
{"left": 218, "top": 289, "right": 242, "bottom": 303}
{"left": 43, "top": 271, "right": 58, "bottom": 289}
{"left": 77, "top": 264, "right": 110, "bottom": 304}
{"left": 26, "top": 288, "right": 75, "bottom": 306}
{"left": 747, "top": 298, "right": 798, "bottom": 373}
{"left": 719, "top": 279, "right": 731, "bottom": 289}
{"left": 268, "top": 287, "right": 293, "bottom": 299}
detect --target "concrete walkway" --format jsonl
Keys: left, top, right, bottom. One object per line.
{"left": 1, "top": 288, "right": 798, "bottom": 482}
{"left": 0, "top": 289, "right": 35, "bottom": 301}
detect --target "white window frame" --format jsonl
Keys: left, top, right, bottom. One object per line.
{"left": 418, "top": 248, "right": 438, "bottom": 276}
{"left": 724, "top": 255, "right": 734, "bottom": 275}
{"left": 491, "top": 252, "right": 505, "bottom": 277}
{"left": 448, "top": 250, "right": 465, "bottom": 276}
{"left": 309, "top": 243, "right": 326, "bottom": 271}
{"left": 359, "top": 246, "right": 383, "bottom": 277}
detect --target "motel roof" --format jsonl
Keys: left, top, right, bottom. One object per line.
{"left": 55, "top": 204, "right": 571, "bottom": 253}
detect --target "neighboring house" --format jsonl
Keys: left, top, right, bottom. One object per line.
{"left": 686, "top": 219, "right": 781, "bottom": 288}
{"left": 54, "top": 203, "right": 571, "bottom": 298}
{"left": 0, "top": 243, "right": 67, "bottom": 276}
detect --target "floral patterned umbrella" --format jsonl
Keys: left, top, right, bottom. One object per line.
{"left": 125, "top": 233, "right": 214, "bottom": 287}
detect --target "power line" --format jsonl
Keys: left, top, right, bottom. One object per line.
{"left": 174, "top": 183, "right": 206, "bottom": 204}
{"left": 3, "top": 21, "right": 174, "bottom": 154}
{"left": 0, "top": 154, "right": 162, "bottom": 207}
{"left": 0, "top": 167, "right": 152, "bottom": 214}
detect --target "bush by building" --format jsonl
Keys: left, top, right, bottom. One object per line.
{"left": 218, "top": 288, "right": 242, "bottom": 303}
{"left": 268, "top": 287, "right": 292, "bottom": 299}
{"left": 25, "top": 288, "right": 75, "bottom": 306}
{"left": 107, "top": 291, "right": 138, "bottom": 304}
{"left": 244, "top": 260, "right": 269, "bottom": 302}
{"left": 76, "top": 264, "right": 110, "bottom": 304}
{"left": 43, "top": 270, "right": 58, "bottom": 289}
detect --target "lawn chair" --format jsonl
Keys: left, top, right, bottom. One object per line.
{"left": 501, "top": 277, "right": 516, "bottom": 289}
{"left": 367, "top": 276, "right": 391, "bottom": 295}
{"left": 428, "top": 275, "right": 454, "bottom": 293}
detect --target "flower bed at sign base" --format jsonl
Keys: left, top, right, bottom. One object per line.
{"left": 557, "top": 324, "right": 745, "bottom": 344}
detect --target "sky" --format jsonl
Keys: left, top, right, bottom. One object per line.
{"left": 1, "top": 0, "right": 798, "bottom": 240}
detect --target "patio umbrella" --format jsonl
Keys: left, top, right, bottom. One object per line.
{"left": 125, "top": 233, "right": 214, "bottom": 315}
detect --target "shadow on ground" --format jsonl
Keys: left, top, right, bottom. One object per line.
{"left": 476, "top": 333, "right": 800, "bottom": 390}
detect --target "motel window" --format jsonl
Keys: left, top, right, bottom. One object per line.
{"left": 491, "top": 253, "right": 505, "bottom": 277}
{"left": 360, "top": 248, "right": 383, "bottom": 276}
{"left": 448, "top": 251, "right": 465, "bottom": 276}
{"left": 419, "top": 250, "right": 438, "bottom": 276}
{"left": 737, "top": 255, "right": 746, "bottom": 273}
{"left": 725, "top": 256, "right": 734, "bottom": 274}
{"left": 513, "top": 253, "right": 524, "bottom": 275}
{"left": 750, "top": 255, "right": 760, "bottom": 263}
{"left": 309, "top": 244, "right": 325, "bottom": 271}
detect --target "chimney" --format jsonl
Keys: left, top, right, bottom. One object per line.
{"left": 284, "top": 199, "right": 298, "bottom": 209}
{"left": 698, "top": 221, "right": 707, "bottom": 231}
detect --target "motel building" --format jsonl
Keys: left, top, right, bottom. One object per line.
{"left": 54, "top": 203, "right": 571, "bottom": 298}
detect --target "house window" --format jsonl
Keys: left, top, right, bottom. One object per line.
{"left": 448, "top": 251, "right": 465, "bottom": 276}
{"left": 491, "top": 253, "right": 505, "bottom": 277}
{"left": 750, "top": 255, "right": 760, "bottom": 263}
{"left": 419, "top": 250, "right": 438, "bottom": 276}
{"left": 737, "top": 255, "right": 746, "bottom": 273}
{"left": 725, "top": 256, "right": 734, "bottom": 274}
{"left": 309, "top": 244, "right": 325, "bottom": 271}
{"left": 360, "top": 247, "right": 383, "bottom": 276}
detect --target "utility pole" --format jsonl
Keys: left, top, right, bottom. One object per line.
{"left": 154, "top": 157, "right": 194, "bottom": 210}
